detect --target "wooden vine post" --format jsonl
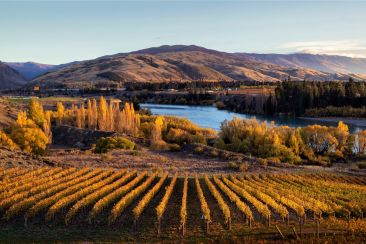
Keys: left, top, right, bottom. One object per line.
{"left": 205, "top": 220, "right": 210, "bottom": 234}
{"left": 299, "top": 216, "right": 302, "bottom": 239}
{"left": 157, "top": 219, "right": 161, "bottom": 236}
{"left": 181, "top": 222, "right": 186, "bottom": 236}
{"left": 248, "top": 217, "right": 252, "bottom": 229}
{"left": 275, "top": 225, "right": 285, "bottom": 240}
{"left": 287, "top": 214, "right": 290, "bottom": 225}
{"left": 316, "top": 219, "right": 320, "bottom": 240}
{"left": 267, "top": 214, "right": 271, "bottom": 227}
{"left": 24, "top": 216, "right": 28, "bottom": 228}
{"left": 227, "top": 217, "right": 231, "bottom": 230}
{"left": 292, "top": 227, "right": 299, "bottom": 240}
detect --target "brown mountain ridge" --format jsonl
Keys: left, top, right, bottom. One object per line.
{"left": 32, "top": 45, "right": 366, "bottom": 88}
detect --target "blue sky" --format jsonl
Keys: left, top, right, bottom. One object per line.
{"left": 1, "top": 1, "right": 366, "bottom": 64}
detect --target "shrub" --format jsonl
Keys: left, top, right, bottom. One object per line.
{"left": 228, "top": 161, "right": 239, "bottom": 170}
{"left": 357, "top": 162, "right": 366, "bottom": 169}
{"left": 210, "top": 149, "right": 219, "bottom": 157}
{"left": 267, "top": 157, "right": 281, "bottom": 164}
{"left": 215, "top": 101, "right": 225, "bottom": 109}
{"left": 94, "top": 137, "right": 135, "bottom": 154}
{"left": 165, "top": 128, "right": 206, "bottom": 145}
{"left": 0, "top": 130, "right": 18, "bottom": 150}
{"left": 140, "top": 122, "right": 154, "bottom": 138}
{"left": 257, "top": 158, "right": 268, "bottom": 167}
{"left": 194, "top": 146, "right": 204, "bottom": 154}
{"left": 238, "top": 162, "right": 249, "bottom": 172}
{"left": 101, "top": 153, "right": 113, "bottom": 162}
{"left": 169, "top": 143, "right": 181, "bottom": 152}
{"left": 10, "top": 126, "right": 48, "bottom": 155}
{"left": 150, "top": 140, "right": 169, "bottom": 151}
{"left": 228, "top": 161, "right": 249, "bottom": 172}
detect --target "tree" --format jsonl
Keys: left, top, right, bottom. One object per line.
{"left": 10, "top": 111, "right": 49, "bottom": 154}
{"left": 28, "top": 98, "right": 45, "bottom": 127}
{"left": 98, "top": 97, "right": 108, "bottom": 130}
{"left": 43, "top": 110, "right": 52, "bottom": 143}
{"left": 56, "top": 101, "right": 65, "bottom": 125}
{"left": 332, "top": 121, "right": 349, "bottom": 157}
{"left": 151, "top": 116, "right": 164, "bottom": 147}
{"left": 354, "top": 130, "right": 366, "bottom": 154}
{"left": 81, "top": 104, "right": 86, "bottom": 129}
{"left": 92, "top": 99, "right": 98, "bottom": 130}
{"left": 107, "top": 101, "right": 114, "bottom": 131}
{"left": 0, "top": 130, "right": 18, "bottom": 150}
{"left": 76, "top": 107, "right": 82, "bottom": 128}
{"left": 300, "top": 125, "right": 338, "bottom": 155}
{"left": 87, "top": 99, "right": 93, "bottom": 129}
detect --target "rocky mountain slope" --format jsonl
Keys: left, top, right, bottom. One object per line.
{"left": 27, "top": 45, "right": 366, "bottom": 88}
{"left": 0, "top": 62, "right": 28, "bottom": 89}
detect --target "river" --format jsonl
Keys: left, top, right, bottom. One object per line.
{"left": 140, "top": 103, "right": 365, "bottom": 133}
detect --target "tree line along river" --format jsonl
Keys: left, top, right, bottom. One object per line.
{"left": 140, "top": 103, "right": 366, "bottom": 133}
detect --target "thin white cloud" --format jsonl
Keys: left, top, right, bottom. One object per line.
{"left": 280, "top": 40, "right": 366, "bottom": 58}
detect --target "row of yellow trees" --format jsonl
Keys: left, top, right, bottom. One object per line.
{"left": 217, "top": 117, "right": 366, "bottom": 164}
{"left": 56, "top": 97, "right": 140, "bottom": 136}
{"left": 0, "top": 97, "right": 146, "bottom": 154}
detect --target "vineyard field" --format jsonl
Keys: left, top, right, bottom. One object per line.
{"left": 0, "top": 167, "right": 365, "bottom": 242}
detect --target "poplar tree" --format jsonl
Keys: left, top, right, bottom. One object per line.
{"left": 28, "top": 98, "right": 45, "bottom": 127}
{"left": 56, "top": 101, "right": 65, "bottom": 125}
{"left": 92, "top": 99, "right": 98, "bottom": 130}
{"left": 81, "top": 104, "right": 86, "bottom": 129}
{"left": 87, "top": 99, "right": 93, "bottom": 129}
{"left": 76, "top": 107, "right": 82, "bottom": 128}
{"left": 98, "top": 96, "right": 108, "bottom": 130}
{"left": 108, "top": 101, "right": 114, "bottom": 131}
{"left": 151, "top": 116, "right": 164, "bottom": 145}
{"left": 43, "top": 110, "right": 52, "bottom": 143}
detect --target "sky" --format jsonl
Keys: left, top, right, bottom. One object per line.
{"left": 1, "top": 0, "right": 366, "bottom": 64}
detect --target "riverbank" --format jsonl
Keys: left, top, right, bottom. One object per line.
{"left": 299, "top": 117, "right": 366, "bottom": 129}
{"left": 141, "top": 103, "right": 365, "bottom": 132}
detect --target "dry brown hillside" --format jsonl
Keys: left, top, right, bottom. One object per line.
{"left": 32, "top": 45, "right": 364, "bottom": 88}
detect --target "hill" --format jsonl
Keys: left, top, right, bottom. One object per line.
{"left": 0, "top": 61, "right": 28, "bottom": 89}
{"left": 6, "top": 61, "right": 76, "bottom": 80}
{"left": 32, "top": 45, "right": 366, "bottom": 89}
{"left": 242, "top": 53, "right": 366, "bottom": 75}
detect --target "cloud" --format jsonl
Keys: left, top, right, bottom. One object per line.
{"left": 280, "top": 40, "right": 366, "bottom": 58}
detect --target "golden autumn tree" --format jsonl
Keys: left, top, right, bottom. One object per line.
{"left": 56, "top": 101, "right": 65, "bottom": 125}
{"left": 76, "top": 107, "right": 82, "bottom": 128}
{"left": 0, "top": 130, "right": 18, "bottom": 150}
{"left": 107, "top": 101, "right": 114, "bottom": 131}
{"left": 113, "top": 101, "right": 120, "bottom": 131}
{"left": 28, "top": 98, "right": 45, "bottom": 127}
{"left": 43, "top": 110, "right": 52, "bottom": 143}
{"left": 332, "top": 121, "right": 349, "bottom": 156}
{"left": 81, "top": 104, "right": 86, "bottom": 129}
{"left": 151, "top": 116, "right": 165, "bottom": 148}
{"left": 300, "top": 125, "right": 338, "bottom": 155}
{"left": 92, "top": 98, "right": 98, "bottom": 130}
{"left": 10, "top": 111, "right": 49, "bottom": 154}
{"left": 98, "top": 96, "right": 108, "bottom": 130}
{"left": 87, "top": 99, "right": 93, "bottom": 129}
